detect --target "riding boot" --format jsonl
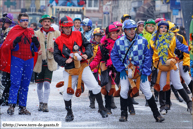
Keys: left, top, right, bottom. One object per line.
{"left": 178, "top": 89, "right": 192, "bottom": 114}
{"left": 147, "top": 96, "right": 165, "bottom": 122}
{"left": 119, "top": 97, "right": 128, "bottom": 122}
{"left": 64, "top": 100, "right": 74, "bottom": 122}
{"left": 105, "top": 94, "right": 112, "bottom": 114}
{"left": 128, "top": 96, "right": 135, "bottom": 115}
{"left": 171, "top": 85, "right": 183, "bottom": 102}
{"left": 95, "top": 92, "right": 108, "bottom": 118}
{"left": 165, "top": 89, "right": 171, "bottom": 110}
{"left": 88, "top": 90, "right": 95, "bottom": 109}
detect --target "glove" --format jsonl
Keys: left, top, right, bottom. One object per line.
{"left": 141, "top": 74, "right": 147, "bottom": 83}
{"left": 183, "top": 65, "right": 190, "bottom": 72}
{"left": 74, "top": 53, "right": 82, "bottom": 61}
{"left": 32, "top": 36, "right": 39, "bottom": 46}
{"left": 13, "top": 36, "right": 21, "bottom": 47}
{"left": 120, "top": 70, "right": 127, "bottom": 80}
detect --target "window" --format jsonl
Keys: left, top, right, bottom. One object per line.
{"left": 11, "top": 0, "right": 21, "bottom": 10}
{"left": 86, "top": 0, "right": 99, "bottom": 9}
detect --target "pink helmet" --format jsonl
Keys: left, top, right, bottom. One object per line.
{"left": 106, "top": 24, "right": 119, "bottom": 35}
{"left": 155, "top": 18, "right": 166, "bottom": 23}
{"left": 113, "top": 21, "right": 122, "bottom": 27}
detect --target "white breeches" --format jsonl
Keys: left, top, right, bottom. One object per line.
{"left": 63, "top": 66, "right": 101, "bottom": 101}
{"left": 159, "top": 64, "right": 183, "bottom": 91}
{"left": 120, "top": 75, "right": 152, "bottom": 100}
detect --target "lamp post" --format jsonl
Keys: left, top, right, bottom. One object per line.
{"left": 103, "top": 2, "right": 111, "bottom": 28}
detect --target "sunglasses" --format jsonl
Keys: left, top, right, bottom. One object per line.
{"left": 20, "top": 19, "right": 29, "bottom": 22}
{"left": 147, "top": 25, "right": 155, "bottom": 27}
{"left": 62, "top": 21, "right": 73, "bottom": 24}
{"left": 160, "top": 26, "right": 167, "bottom": 29}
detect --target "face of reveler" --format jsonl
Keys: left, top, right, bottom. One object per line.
{"left": 4, "top": 23, "right": 11, "bottom": 29}
{"left": 18, "top": 16, "right": 29, "bottom": 29}
{"left": 62, "top": 26, "right": 72, "bottom": 35}
{"left": 146, "top": 24, "right": 155, "bottom": 33}
{"left": 159, "top": 25, "right": 168, "bottom": 34}
{"left": 74, "top": 20, "right": 81, "bottom": 30}
{"left": 124, "top": 28, "right": 136, "bottom": 39}
{"left": 41, "top": 19, "right": 51, "bottom": 30}
{"left": 138, "top": 25, "right": 144, "bottom": 33}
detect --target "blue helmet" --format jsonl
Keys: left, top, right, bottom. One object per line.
{"left": 73, "top": 17, "right": 81, "bottom": 22}
{"left": 158, "top": 21, "right": 169, "bottom": 29}
{"left": 81, "top": 18, "right": 92, "bottom": 27}
{"left": 122, "top": 19, "right": 137, "bottom": 30}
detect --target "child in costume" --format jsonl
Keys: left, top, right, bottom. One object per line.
{"left": 150, "top": 21, "right": 192, "bottom": 115}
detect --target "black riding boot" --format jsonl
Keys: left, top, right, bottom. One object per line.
{"left": 105, "top": 94, "right": 112, "bottom": 114}
{"left": 147, "top": 96, "right": 165, "bottom": 122}
{"left": 128, "top": 96, "right": 135, "bottom": 115}
{"left": 178, "top": 89, "right": 192, "bottom": 114}
{"left": 64, "top": 100, "right": 74, "bottom": 122}
{"left": 154, "top": 89, "right": 159, "bottom": 102}
{"left": 88, "top": 90, "right": 95, "bottom": 109}
{"left": 119, "top": 97, "right": 128, "bottom": 122}
{"left": 145, "top": 99, "right": 149, "bottom": 106}
{"left": 171, "top": 85, "right": 183, "bottom": 102}
{"left": 187, "top": 80, "right": 193, "bottom": 93}
{"left": 95, "top": 92, "right": 108, "bottom": 118}
{"left": 182, "top": 83, "right": 191, "bottom": 94}
{"left": 165, "top": 89, "right": 171, "bottom": 110}
{"left": 111, "top": 97, "right": 117, "bottom": 109}
{"left": 159, "top": 91, "right": 166, "bottom": 115}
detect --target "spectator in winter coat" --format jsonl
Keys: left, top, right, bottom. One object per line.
{"left": 30, "top": 23, "right": 38, "bottom": 31}
{"left": 34, "top": 15, "right": 60, "bottom": 112}
{"left": 0, "top": 13, "right": 16, "bottom": 106}
{"left": 72, "top": 17, "right": 83, "bottom": 33}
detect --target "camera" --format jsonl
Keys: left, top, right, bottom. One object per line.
{"left": 1, "top": 12, "right": 8, "bottom": 31}
{"left": 2, "top": 13, "right": 8, "bottom": 22}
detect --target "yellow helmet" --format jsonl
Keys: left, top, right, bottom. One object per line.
{"left": 93, "top": 28, "right": 104, "bottom": 36}
{"left": 121, "top": 14, "right": 131, "bottom": 23}
{"left": 168, "top": 21, "right": 179, "bottom": 32}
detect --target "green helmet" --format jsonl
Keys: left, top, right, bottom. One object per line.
{"left": 144, "top": 19, "right": 156, "bottom": 26}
